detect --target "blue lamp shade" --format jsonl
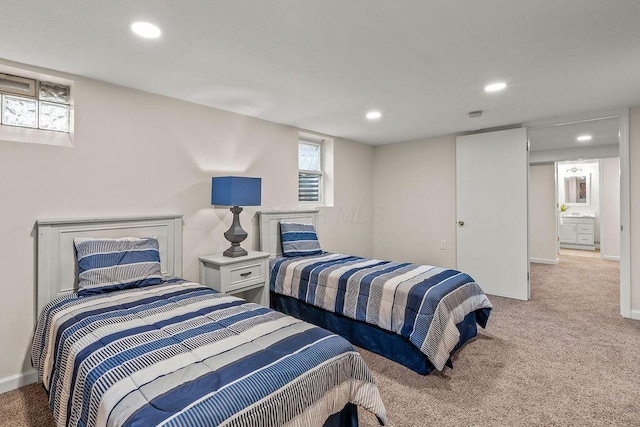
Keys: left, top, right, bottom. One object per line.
{"left": 211, "top": 176, "right": 261, "bottom": 207}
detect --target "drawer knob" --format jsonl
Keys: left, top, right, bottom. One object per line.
{"left": 240, "top": 272, "right": 252, "bottom": 277}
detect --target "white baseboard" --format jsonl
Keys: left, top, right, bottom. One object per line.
{"left": 601, "top": 255, "right": 621, "bottom": 261}
{"left": 530, "top": 257, "right": 559, "bottom": 265}
{"left": 559, "top": 243, "right": 596, "bottom": 251}
{"left": 0, "top": 369, "right": 37, "bottom": 394}
{"left": 630, "top": 310, "right": 640, "bottom": 321}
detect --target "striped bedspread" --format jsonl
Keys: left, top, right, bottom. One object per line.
{"left": 32, "top": 281, "right": 387, "bottom": 427}
{"left": 270, "top": 253, "right": 493, "bottom": 371}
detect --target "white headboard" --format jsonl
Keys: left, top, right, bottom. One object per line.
{"left": 36, "top": 215, "right": 183, "bottom": 316}
{"left": 258, "top": 210, "right": 319, "bottom": 256}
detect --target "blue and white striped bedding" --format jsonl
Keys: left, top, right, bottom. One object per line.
{"left": 32, "top": 281, "right": 387, "bottom": 427}
{"left": 270, "top": 253, "right": 493, "bottom": 371}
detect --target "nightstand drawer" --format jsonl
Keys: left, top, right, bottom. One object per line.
{"left": 228, "top": 263, "right": 263, "bottom": 290}
{"left": 577, "top": 224, "right": 593, "bottom": 234}
{"left": 199, "top": 251, "right": 270, "bottom": 307}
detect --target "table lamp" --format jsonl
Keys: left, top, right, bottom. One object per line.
{"left": 211, "top": 176, "right": 262, "bottom": 257}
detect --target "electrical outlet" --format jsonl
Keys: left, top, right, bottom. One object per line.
{"left": 440, "top": 239, "right": 447, "bottom": 250}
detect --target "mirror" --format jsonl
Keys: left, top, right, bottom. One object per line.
{"left": 563, "top": 174, "right": 590, "bottom": 205}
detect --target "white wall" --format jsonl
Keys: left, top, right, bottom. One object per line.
{"left": 372, "top": 135, "right": 456, "bottom": 268}
{"left": 601, "top": 157, "right": 621, "bottom": 260}
{"left": 529, "top": 164, "right": 558, "bottom": 263}
{"left": 318, "top": 137, "right": 374, "bottom": 258}
{"left": 0, "top": 62, "right": 374, "bottom": 385}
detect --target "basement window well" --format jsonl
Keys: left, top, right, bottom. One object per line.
{"left": 0, "top": 65, "right": 74, "bottom": 147}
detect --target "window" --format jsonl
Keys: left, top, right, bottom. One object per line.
{"left": 0, "top": 73, "right": 70, "bottom": 133}
{"left": 298, "top": 136, "right": 324, "bottom": 203}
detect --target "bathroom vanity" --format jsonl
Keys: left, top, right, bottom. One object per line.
{"left": 559, "top": 213, "right": 595, "bottom": 250}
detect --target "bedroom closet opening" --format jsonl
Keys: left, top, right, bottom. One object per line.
{"left": 528, "top": 114, "right": 623, "bottom": 313}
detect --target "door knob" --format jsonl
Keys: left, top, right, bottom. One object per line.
{"left": 458, "top": 220, "right": 465, "bottom": 227}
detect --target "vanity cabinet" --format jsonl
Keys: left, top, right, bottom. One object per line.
{"left": 559, "top": 216, "right": 595, "bottom": 250}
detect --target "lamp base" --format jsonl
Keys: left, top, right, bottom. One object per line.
{"left": 223, "top": 244, "right": 248, "bottom": 258}
{"left": 222, "top": 206, "right": 249, "bottom": 258}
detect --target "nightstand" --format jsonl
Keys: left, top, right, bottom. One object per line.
{"left": 198, "top": 250, "right": 271, "bottom": 307}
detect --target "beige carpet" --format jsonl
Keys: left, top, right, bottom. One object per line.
{"left": 2, "top": 255, "right": 637, "bottom": 427}
{"left": 0, "top": 378, "right": 53, "bottom": 427}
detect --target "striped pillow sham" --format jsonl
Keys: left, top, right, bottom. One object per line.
{"left": 74, "top": 237, "right": 162, "bottom": 296}
{"left": 280, "top": 221, "right": 323, "bottom": 257}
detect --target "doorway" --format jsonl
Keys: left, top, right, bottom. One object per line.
{"left": 556, "top": 158, "right": 621, "bottom": 261}
{"left": 527, "top": 111, "right": 629, "bottom": 317}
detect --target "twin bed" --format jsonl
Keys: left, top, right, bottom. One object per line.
{"left": 259, "top": 210, "right": 493, "bottom": 375}
{"left": 32, "top": 212, "right": 492, "bottom": 427}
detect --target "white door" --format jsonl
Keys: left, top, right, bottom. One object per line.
{"left": 456, "top": 128, "right": 529, "bottom": 300}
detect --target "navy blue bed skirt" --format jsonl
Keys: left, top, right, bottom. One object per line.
{"left": 271, "top": 291, "right": 490, "bottom": 375}
{"left": 324, "top": 403, "right": 358, "bottom": 427}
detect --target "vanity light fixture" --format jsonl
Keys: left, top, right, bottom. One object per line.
{"left": 576, "top": 135, "right": 592, "bottom": 142}
{"left": 484, "top": 82, "right": 507, "bottom": 92}
{"left": 366, "top": 111, "right": 382, "bottom": 120}
{"left": 131, "top": 21, "right": 162, "bottom": 39}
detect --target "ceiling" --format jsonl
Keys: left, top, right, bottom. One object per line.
{"left": 529, "top": 116, "right": 620, "bottom": 152}
{"left": 2, "top": 1, "right": 639, "bottom": 146}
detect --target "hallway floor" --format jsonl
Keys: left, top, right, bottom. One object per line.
{"left": 558, "top": 247, "right": 601, "bottom": 258}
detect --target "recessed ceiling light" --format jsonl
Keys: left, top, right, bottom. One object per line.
{"left": 131, "top": 21, "right": 161, "bottom": 39}
{"left": 366, "top": 111, "right": 382, "bottom": 120}
{"left": 576, "top": 135, "right": 592, "bottom": 142}
{"left": 484, "top": 82, "right": 507, "bottom": 92}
